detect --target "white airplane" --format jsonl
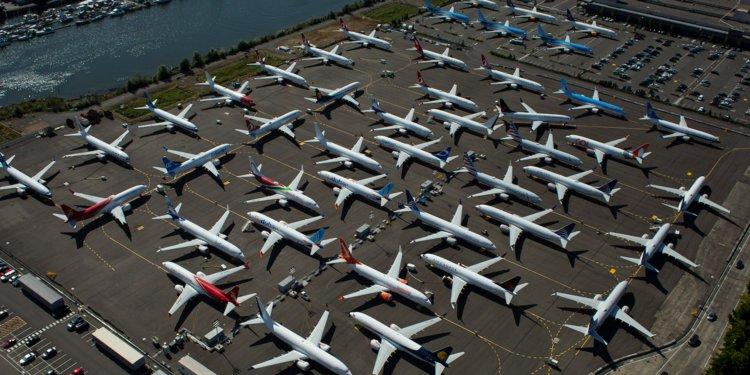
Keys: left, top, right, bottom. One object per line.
{"left": 239, "top": 156, "right": 320, "bottom": 212}
{"left": 523, "top": 166, "right": 620, "bottom": 203}
{"left": 136, "top": 93, "right": 199, "bottom": 133}
{"left": 298, "top": 33, "right": 355, "bottom": 67}
{"left": 350, "top": 312, "right": 464, "bottom": 375}
{"left": 475, "top": 205, "right": 579, "bottom": 249}
{"left": 305, "top": 124, "right": 384, "bottom": 173}
{"left": 453, "top": 153, "right": 541, "bottom": 204}
{"left": 421, "top": 253, "right": 527, "bottom": 307}
{"left": 506, "top": 0, "right": 557, "bottom": 23}
{"left": 248, "top": 211, "right": 335, "bottom": 256}
{"left": 363, "top": 98, "right": 435, "bottom": 138}
{"left": 153, "top": 143, "right": 231, "bottom": 179}
{"left": 552, "top": 280, "right": 655, "bottom": 345}
{"left": 63, "top": 118, "right": 130, "bottom": 164}
{"left": 408, "top": 39, "right": 469, "bottom": 71}
{"left": 565, "top": 9, "right": 617, "bottom": 38}
{"left": 152, "top": 197, "right": 246, "bottom": 263}
{"left": 338, "top": 19, "right": 391, "bottom": 50}
{"left": 607, "top": 223, "right": 698, "bottom": 271}
{"left": 459, "top": 0, "right": 499, "bottom": 10}
{"left": 235, "top": 109, "right": 301, "bottom": 140}
{"left": 163, "top": 261, "right": 254, "bottom": 316}
{"left": 328, "top": 238, "right": 432, "bottom": 307}
{"left": 53, "top": 184, "right": 146, "bottom": 228}
{"left": 374, "top": 135, "right": 457, "bottom": 170}
{"left": 305, "top": 81, "right": 361, "bottom": 109}
{"left": 502, "top": 124, "right": 583, "bottom": 167}
{"left": 0, "top": 153, "right": 55, "bottom": 198}
{"left": 647, "top": 176, "right": 730, "bottom": 216}
{"left": 411, "top": 71, "right": 478, "bottom": 112}
{"left": 242, "top": 297, "right": 352, "bottom": 375}
{"left": 196, "top": 71, "right": 255, "bottom": 107}
{"left": 641, "top": 102, "right": 719, "bottom": 143}
{"left": 566, "top": 134, "right": 651, "bottom": 167}
{"left": 318, "top": 171, "right": 401, "bottom": 208}
{"left": 250, "top": 52, "right": 309, "bottom": 88}
{"left": 395, "top": 191, "right": 497, "bottom": 250}
{"left": 427, "top": 108, "right": 498, "bottom": 138}
{"left": 476, "top": 55, "right": 544, "bottom": 92}
{"left": 496, "top": 99, "right": 570, "bottom": 132}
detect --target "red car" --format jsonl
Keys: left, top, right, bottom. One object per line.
{"left": 70, "top": 368, "right": 84, "bottom": 375}
{"left": 2, "top": 338, "right": 17, "bottom": 349}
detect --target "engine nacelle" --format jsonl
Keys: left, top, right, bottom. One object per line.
{"left": 444, "top": 102, "right": 453, "bottom": 109}
{"left": 702, "top": 193, "right": 709, "bottom": 199}
{"left": 16, "top": 187, "right": 27, "bottom": 196}
{"left": 278, "top": 198, "right": 289, "bottom": 208}
{"left": 219, "top": 234, "right": 227, "bottom": 239}
{"left": 196, "top": 271, "right": 206, "bottom": 278}
{"left": 445, "top": 236, "right": 457, "bottom": 246}
{"left": 590, "top": 107, "right": 600, "bottom": 114}
{"left": 510, "top": 83, "right": 518, "bottom": 89}
{"left": 681, "top": 135, "right": 690, "bottom": 142}
{"left": 318, "top": 342, "right": 330, "bottom": 352}
{"left": 594, "top": 294, "right": 603, "bottom": 301}
{"left": 370, "top": 339, "right": 381, "bottom": 351}
{"left": 391, "top": 151, "right": 400, "bottom": 159}
{"left": 585, "top": 149, "right": 595, "bottom": 157}
{"left": 442, "top": 275, "right": 453, "bottom": 286}
{"left": 276, "top": 77, "right": 284, "bottom": 85}
{"left": 212, "top": 158, "right": 221, "bottom": 166}
{"left": 641, "top": 234, "right": 649, "bottom": 239}
{"left": 166, "top": 124, "right": 175, "bottom": 132}
{"left": 499, "top": 224, "right": 510, "bottom": 234}
{"left": 121, "top": 203, "right": 132, "bottom": 212}
{"left": 333, "top": 187, "right": 341, "bottom": 195}
{"left": 96, "top": 153, "right": 107, "bottom": 161}
{"left": 224, "top": 98, "right": 233, "bottom": 106}
{"left": 261, "top": 230, "right": 270, "bottom": 238}
{"left": 296, "top": 360, "right": 310, "bottom": 372}
{"left": 443, "top": 121, "right": 451, "bottom": 129}
{"left": 621, "top": 305, "right": 630, "bottom": 313}
{"left": 379, "top": 291, "right": 393, "bottom": 302}
{"left": 543, "top": 156, "right": 553, "bottom": 164}
{"left": 174, "top": 284, "right": 184, "bottom": 295}
{"left": 389, "top": 323, "right": 400, "bottom": 331}
{"left": 197, "top": 245, "right": 209, "bottom": 254}
{"left": 547, "top": 183, "right": 557, "bottom": 192}
{"left": 398, "top": 128, "right": 407, "bottom": 135}
{"left": 667, "top": 242, "right": 674, "bottom": 249}
{"left": 343, "top": 160, "right": 353, "bottom": 169}
{"left": 499, "top": 193, "right": 509, "bottom": 201}
{"left": 398, "top": 278, "right": 408, "bottom": 285}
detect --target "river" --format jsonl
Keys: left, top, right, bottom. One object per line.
{"left": 0, "top": 0, "right": 356, "bottom": 106}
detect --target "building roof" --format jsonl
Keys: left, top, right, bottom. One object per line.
{"left": 18, "top": 274, "right": 63, "bottom": 305}
{"left": 91, "top": 328, "right": 144, "bottom": 367}
{"left": 178, "top": 354, "right": 217, "bottom": 375}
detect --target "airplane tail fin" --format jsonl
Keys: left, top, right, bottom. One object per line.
{"left": 554, "top": 223, "right": 579, "bottom": 248}
{"left": 248, "top": 297, "right": 274, "bottom": 330}
{"left": 499, "top": 276, "right": 528, "bottom": 305}
{"left": 314, "top": 88, "right": 324, "bottom": 101}
{"left": 432, "top": 146, "right": 453, "bottom": 163}
{"left": 0, "top": 153, "right": 10, "bottom": 169}
{"left": 434, "top": 347, "right": 464, "bottom": 375}
{"left": 161, "top": 156, "right": 180, "bottom": 177}
{"left": 631, "top": 143, "right": 650, "bottom": 164}
{"left": 377, "top": 182, "right": 394, "bottom": 199}
{"left": 67, "top": 117, "right": 89, "bottom": 137}
{"left": 597, "top": 179, "right": 619, "bottom": 195}
{"left": 564, "top": 324, "right": 607, "bottom": 345}
{"left": 484, "top": 114, "right": 499, "bottom": 131}
{"left": 505, "top": 123, "right": 523, "bottom": 142}
{"left": 416, "top": 71, "right": 428, "bottom": 86}
{"left": 477, "top": 9, "right": 487, "bottom": 24}
{"left": 301, "top": 33, "right": 310, "bottom": 46}
{"left": 305, "top": 123, "right": 328, "bottom": 146}
{"left": 248, "top": 156, "right": 262, "bottom": 177}
{"left": 480, "top": 54, "right": 491, "bottom": 69}
{"left": 54, "top": 204, "right": 83, "bottom": 228}
{"left": 644, "top": 102, "right": 659, "bottom": 120}
{"left": 337, "top": 237, "right": 358, "bottom": 264}
{"left": 204, "top": 71, "right": 216, "bottom": 87}
{"left": 497, "top": 99, "right": 514, "bottom": 116}
{"left": 222, "top": 286, "right": 241, "bottom": 315}
{"left": 413, "top": 38, "right": 424, "bottom": 54}
{"left": 371, "top": 97, "right": 385, "bottom": 114}
{"left": 462, "top": 152, "right": 479, "bottom": 177}
{"left": 399, "top": 189, "right": 421, "bottom": 213}
{"left": 565, "top": 9, "right": 575, "bottom": 22}
{"left": 536, "top": 24, "right": 549, "bottom": 39}
{"left": 555, "top": 78, "right": 571, "bottom": 95}
{"left": 339, "top": 18, "right": 348, "bottom": 31}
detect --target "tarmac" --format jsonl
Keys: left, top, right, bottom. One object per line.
{"left": 1, "top": 2, "right": 750, "bottom": 374}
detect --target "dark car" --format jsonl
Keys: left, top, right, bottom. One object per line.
{"left": 2, "top": 338, "right": 17, "bottom": 349}
{"left": 25, "top": 334, "right": 40, "bottom": 347}
{"left": 66, "top": 316, "right": 83, "bottom": 332}
{"left": 73, "top": 320, "right": 89, "bottom": 332}
{"left": 41, "top": 346, "right": 57, "bottom": 359}
{"left": 689, "top": 334, "right": 701, "bottom": 347}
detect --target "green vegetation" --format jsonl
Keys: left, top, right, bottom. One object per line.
{"left": 706, "top": 282, "right": 750, "bottom": 375}
{"left": 364, "top": 2, "right": 419, "bottom": 23}
{"left": 212, "top": 53, "right": 284, "bottom": 85}
{"left": 0, "top": 95, "right": 102, "bottom": 122}
{"left": 115, "top": 85, "right": 194, "bottom": 119}
{"left": 0, "top": 123, "right": 21, "bottom": 143}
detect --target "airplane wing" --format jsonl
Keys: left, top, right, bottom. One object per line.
{"left": 613, "top": 307, "right": 654, "bottom": 337}
{"left": 288, "top": 167, "right": 305, "bottom": 191}
{"left": 467, "top": 257, "right": 503, "bottom": 273}
{"left": 138, "top": 121, "right": 172, "bottom": 128}
{"left": 659, "top": 244, "right": 698, "bottom": 268}
{"left": 508, "top": 225, "right": 522, "bottom": 249}
{"left": 607, "top": 232, "right": 649, "bottom": 246}
{"left": 569, "top": 104, "right": 596, "bottom": 111}
{"left": 330, "top": 44, "right": 340, "bottom": 55}
{"left": 552, "top": 291, "right": 600, "bottom": 309}
{"left": 606, "top": 137, "right": 628, "bottom": 147}
{"left": 277, "top": 125, "right": 295, "bottom": 138}
{"left": 522, "top": 208, "right": 552, "bottom": 223}
{"left": 168, "top": 285, "right": 198, "bottom": 316}
{"left": 177, "top": 104, "right": 193, "bottom": 119}
{"left": 252, "top": 350, "right": 307, "bottom": 370}
{"left": 245, "top": 194, "right": 283, "bottom": 204}
{"left": 316, "top": 156, "right": 350, "bottom": 165}
{"left": 260, "top": 231, "right": 283, "bottom": 254}
{"left": 594, "top": 149, "right": 606, "bottom": 165}
{"left": 110, "top": 206, "right": 127, "bottom": 225}
{"left": 307, "top": 310, "right": 329, "bottom": 345}
{"left": 398, "top": 316, "right": 442, "bottom": 338}
{"left": 414, "top": 138, "right": 442, "bottom": 150}
{"left": 209, "top": 208, "right": 230, "bottom": 235}
{"left": 555, "top": 183, "right": 568, "bottom": 202}
{"left": 204, "top": 264, "right": 245, "bottom": 284}
{"left": 449, "top": 84, "right": 458, "bottom": 96}
{"left": 531, "top": 121, "right": 544, "bottom": 131}
{"left": 520, "top": 102, "right": 537, "bottom": 113}
{"left": 647, "top": 184, "right": 685, "bottom": 197}
{"left": 358, "top": 174, "right": 387, "bottom": 186}
{"left": 0, "top": 183, "right": 23, "bottom": 191}
{"left": 395, "top": 151, "right": 411, "bottom": 169}
{"left": 343, "top": 284, "right": 389, "bottom": 299}
{"left": 158, "top": 238, "right": 207, "bottom": 252}
{"left": 451, "top": 204, "right": 463, "bottom": 226}
{"left": 463, "top": 112, "right": 486, "bottom": 121}
{"left": 341, "top": 95, "right": 359, "bottom": 107}
{"left": 422, "top": 98, "right": 448, "bottom": 105}
{"left": 368, "top": 30, "right": 377, "bottom": 38}
{"left": 449, "top": 122, "right": 461, "bottom": 137}
{"left": 32, "top": 160, "right": 56, "bottom": 181}
{"left": 412, "top": 231, "right": 453, "bottom": 243}
{"left": 491, "top": 80, "right": 514, "bottom": 86}
{"left": 518, "top": 153, "right": 548, "bottom": 162}
{"left": 662, "top": 131, "right": 688, "bottom": 139}
{"left": 442, "top": 48, "right": 451, "bottom": 56}
{"left": 110, "top": 129, "right": 130, "bottom": 147}
{"left": 386, "top": 248, "right": 403, "bottom": 279}
{"left": 202, "top": 161, "right": 220, "bottom": 178}
{"left": 245, "top": 114, "right": 272, "bottom": 123}
{"left": 62, "top": 150, "right": 103, "bottom": 159}
{"left": 199, "top": 96, "right": 231, "bottom": 102}
{"left": 698, "top": 195, "right": 730, "bottom": 214}
{"left": 255, "top": 75, "right": 282, "bottom": 81}
{"left": 568, "top": 169, "right": 593, "bottom": 181}
{"left": 72, "top": 191, "right": 103, "bottom": 204}
{"left": 166, "top": 149, "right": 198, "bottom": 159}
{"left": 372, "top": 339, "right": 398, "bottom": 375}
{"left": 404, "top": 108, "right": 416, "bottom": 122}
{"left": 287, "top": 215, "right": 324, "bottom": 230}
{"left": 450, "top": 276, "right": 468, "bottom": 307}
{"left": 469, "top": 187, "right": 506, "bottom": 198}
{"left": 335, "top": 187, "right": 353, "bottom": 207}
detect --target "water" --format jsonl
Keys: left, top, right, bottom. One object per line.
{"left": 0, "top": 0, "right": 355, "bottom": 106}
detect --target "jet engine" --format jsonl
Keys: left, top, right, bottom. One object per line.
{"left": 398, "top": 278, "right": 408, "bottom": 284}
{"left": 667, "top": 243, "right": 674, "bottom": 249}
{"left": 444, "top": 101, "right": 453, "bottom": 109}
{"left": 343, "top": 160, "right": 353, "bottom": 169}
{"left": 543, "top": 156, "right": 553, "bottom": 164}
{"left": 499, "top": 193, "right": 510, "bottom": 201}
{"left": 121, "top": 203, "right": 132, "bottom": 212}
{"left": 318, "top": 343, "right": 330, "bottom": 352}
{"left": 391, "top": 151, "right": 400, "bottom": 159}
{"left": 278, "top": 198, "right": 289, "bottom": 208}
{"left": 445, "top": 236, "right": 457, "bottom": 246}
{"left": 510, "top": 83, "right": 518, "bottom": 89}
{"left": 622, "top": 305, "right": 630, "bottom": 313}
{"left": 296, "top": 360, "right": 310, "bottom": 372}
{"left": 379, "top": 291, "right": 392, "bottom": 302}
{"left": 196, "top": 271, "right": 206, "bottom": 278}
{"left": 499, "top": 224, "right": 510, "bottom": 234}
{"left": 442, "top": 275, "right": 453, "bottom": 286}
{"left": 261, "top": 230, "right": 270, "bottom": 238}
{"left": 219, "top": 234, "right": 227, "bottom": 239}
{"left": 333, "top": 187, "right": 341, "bottom": 195}
{"left": 174, "top": 284, "right": 184, "bottom": 294}
{"left": 16, "top": 187, "right": 27, "bottom": 196}
{"left": 97, "top": 153, "right": 107, "bottom": 161}
{"left": 212, "top": 158, "right": 221, "bottom": 166}
{"left": 398, "top": 128, "right": 408, "bottom": 135}
{"left": 197, "top": 245, "right": 209, "bottom": 254}
{"left": 594, "top": 294, "right": 603, "bottom": 301}
{"left": 389, "top": 323, "right": 400, "bottom": 331}
{"left": 585, "top": 149, "right": 595, "bottom": 157}
{"left": 443, "top": 121, "right": 452, "bottom": 129}
{"left": 370, "top": 339, "right": 381, "bottom": 351}
{"left": 681, "top": 135, "right": 690, "bottom": 142}
{"left": 547, "top": 183, "right": 557, "bottom": 191}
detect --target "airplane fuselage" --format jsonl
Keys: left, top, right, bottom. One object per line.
{"left": 254, "top": 174, "right": 320, "bottom": 211}
{"left": 472, "top": 171, "right": 541, "bottom": 204}
{"left": 374, "top": 136, "right": 444, "bottom": 168}
{"left": 565, "top": 91, "right": 625, "bottom": 117}
{"left": 168, "top": 215, "right": 245, "bottom": 261}
{"left": 415, "top": 85, "right": 478, "bottom": 111}
{"left": 476, "top": 205, "right": 564, "bottom": 246}
{"left": 317, "top": 82, "right": 361, "bottom": 103}
{"left": 375, "top": 110, "right": 434, "bottom": 138}
{"left": 681, "top": 176, "right": 705, "bottom": 211}
{"left": 263, "top": 319, "right": 352, "bottom": 375}
{"left": 347, "top": 262, "right": 432, "bottom": 306}
{"left": 421, "top": 253, "right": 512, "bottom": 301}
{"left": 321, "top": 140, "right": 384, "bottom": 172}
{"left": 0, "top": 163, "right": 52, "bottom": 197}
{"left": 318, "top": 171, "right": 385, "bottom": 205}
{"left": 645, "top": 117, "right": 720, "bottom": 143}
{"left": 96, "top": 185, "right": 146, "bottom": 217}
{"left": 80, "top": 133, "right": 131, "bottom": 163}
{"left": 163, "top": 261, "right": 234, "bottom": 306}
{"left": 168, "top": 144, "right": 230, "bottom": 176}
{"left": 304, "top": 45, "right": 354, "bottom": 67}
{"left": 524, "top": 166, "right": 609, "bottom": 202}
{"left": 150, "top": 106, "right": 199, "bottom": 133}
{"left": 406, "top": 209, "right": 496, "bottom": 250}
{"left": 344, "top": 30, "right": 391, "bottom": 50}
{"left": 514, "top": 138, "right": 583, "bottom": 166}
{"left": 211, "top": 82, "right": 255, "bottom": 107}
{"left": 565, "top": 135, "right": 638, "bottom": 163}
{"left": 420, "top": 49, "right": 469, "bottom": 70}
{"left": 644, "top": 223, "right": 670, "bottom": 260}
{"left": 260, "top": 64, "right": 309, "bottom": 87}
{"left": 502, "top": 110, "right": 570, "bottom": 125}
{"left": 248, "top": 110, "right": 301, "bottom": 139}
{"left": 482, "top": 68, "right": 543, "bottom": 91}
{"left": 571, "top": 21, "right": 617, "bottom": 38}
{"left": 509, "top": 6, "right": 556, "bottom": 23}
{"left": 592, "top": 281, "right": 627, "bottom": 329}
{"left": 428, "top": 109, "right": 492, "bottom": 136}
{"left": 249, "top": 211, "right": 315, "bottom": 249}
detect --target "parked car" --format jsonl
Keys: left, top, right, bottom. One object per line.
{"left": 66, "top": 316, "right": 83, "bottom": 331}
{"left": 19, "top": 352, "right": 36, "bottom": 366}
{"left": 25, "top": 334, "right": 40, "bottom": 347}
{"left": 42, "top": 346, "right": 57, "bottom": 359}
{"left": 0, "top": 269, "right": 15, "bottom": 282}
{"left": 2, "top": 338, "right": 17, "bottom": 348}
{"left": 70, "top": 368, "right": 85, "bottom": 375}
{"left": 73, "top": 320, "right": 89, "bottom": 332}
{"left": 0, "top": 309, "right": 8, "bottom": 320}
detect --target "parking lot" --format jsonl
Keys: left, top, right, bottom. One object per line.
{"left": 1, "top": 2, "right": 750, "bottom": 374}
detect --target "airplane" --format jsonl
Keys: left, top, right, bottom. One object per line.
{"left": 453, "top": 153, "right": 541, "bottom": 204}
{"left": 153, "top": 143, "right": 231, "bottom": 180}
{"left": 136, "top": 93, "right": 199, "bottom": 133}
{"left": 565, "top": 9, "right": 617, "bottom": 38}
{"left": 350, "top": 311, "right": 464, "bottom": 375}
{"left": 327, "top": 238, "right": 432, "bottom": 307}
{"left": 163, "top": 261, "right": 254, "bottom": 316}
{"left": 394, "top": 190, "right": 497, "bottom": 250}
{"left": 475, "top": 205, "right": 578, "bottom": 249}
{"left": 408, "top": 39, "right": 469, "bottom": 71}
{"left": 647, "top": 176, "right": 730, "bottom": 215}
{"left": 523, "top": 166, "right": 620, "bottom": 203}
{"left": 607, "top": 223, "right": 698, "bottom": 271}
{"left": 459, "top": 0, "right": 499, "bottom": 10}
{"left": 197, "top": 71, "right": 255, "bottom": 107}
{"left": 338, "top": 19, "right": 391, "bottom": 50}
{"left": 318, "top": 171, "right": 402, "bottom": 208}
{"left": 496, "top": 99, "right": 570, "bottom": 132}
{"left": 304, "top": 81, "right": 361, "bottom": 109}
{"left": 248, "top": 211, "right": 335, "bottom": 256}
{"left": 427, "top": 108, "right": 498, "bottom": 138}
{"left": 298, "top": 33, "right": 355, "bottom": 67}
{"left": 421, "top": 253, "right": 527, "bottom": 307}
{"left": 238, "top": 156, "right": 320, "bottom": 212}
{"left": 250, "top": 52, "right": 310, "bottom": 88}
{"left": 555, "top": 78, "right": 626, "bottom": 117}
{"left": 422, "top": 0, "right": 471, "bottom": 25}
{"left": 476, "top": 10, "right": 527, "bottom": 39}
{"left": 411, "top": 71, "right": 478, "bottom": 111}
{"left": 641, "top": 102, "right": 720, "bottom": 143}
{"left": 152, "top": 197, "right": 247, "bottom": 263}
{"left": 0, "top": 153, "right": 55, "bottom": 198}
{"left": 235, "top": 109, "right": 301, "bottom": 140}
{"left": 53, "top": 184, "right": 146, "bottom": 228}
{"left": 552, "top": 280, "right": 655, "bottom": 345}
{"left": 242, "top": 297, "right": 352, "bottom": 375}
{"left": 566, "top": 134, "right": 651, "bottom": 167}
{"left": 502, "top": 124, "right": 583, "bottom": 167}
{"left": 374, "top": 135, "right": 457, "bottom": 170}
{"left": 363, "top": 98, "right": 435, "bottom": 138}
{"left": 506, "top": 0, "right": 557, "bottom": 23}
{"left": 305, "top": 124, "right": 384, "bottom": 172}
{"left": 63, "top": 118, "right": 130, "bottom": 164}
{"left": 477, "top": 55, "right": 542, "bottom": 91}
{"left": 536, "top": 25, "right": 593, "bottom": 55}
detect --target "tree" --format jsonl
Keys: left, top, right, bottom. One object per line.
{"left": 179, "top": 58, "right": 192, "bottom": 75}
{"left": 156, "top": 65, "right": 171, "bottom": 82}
{"left": 192, "top": 52, "right": 205, "bottom": 68}
{"left": 706, "top": 282, "right": 750, "bottom": 375}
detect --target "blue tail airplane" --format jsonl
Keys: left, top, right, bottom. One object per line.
{"left": 476, "top": 10, "right": 527, "bottom": 39}
{"left": 536, "top": 25, "right": 592, "bottom": 55}
{"left": 423, "top": 0, "right": 470, "bottom": 25}
{"left": 555, "top": 78, "right": 626, "bottom": 117}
